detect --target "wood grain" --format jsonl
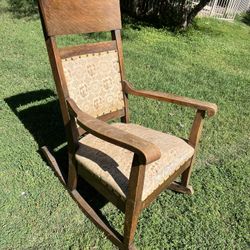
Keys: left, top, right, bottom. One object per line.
{"left": 59, "top": 41, "right": 117, "bottom": 59}
{"left": 181, "top": 110, "right": 205, "bottom": 187}
{"left": 112, "top": 30, "right": 130, "bottom": 123}
{"left": 39, "top": 0, "right": 122, "bottom": 36}
{"left": 124, "top": 80, "right": 217, "bottom": 117}
{"left": 67, "top": 98, "right": 161, "bottom": 165}
{"left": 123, "top": 155, "right": 145, "bottom": 248}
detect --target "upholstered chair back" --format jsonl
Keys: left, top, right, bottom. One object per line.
{"left": 62, "top": 49, "right": 124, "bottom": 117}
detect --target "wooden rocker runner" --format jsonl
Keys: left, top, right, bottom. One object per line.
{"left": 38, "top": 0, "right": 217, "bottom": 249}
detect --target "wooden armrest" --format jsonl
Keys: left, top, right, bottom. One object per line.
{"left": 66, "top": 98, "right": 161, "bottom": 165}
{"left": 124, "top": 80, "right": 217, "bottom": 117}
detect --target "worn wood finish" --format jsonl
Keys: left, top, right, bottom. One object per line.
{"left": 46, "top": 37, "right": 79, "bottom": 189}
{"left": 168, "top": 181, "right": 194, "bottom": 195}
{"left": 44, "top": 37, "right": 70, "bottom": 124}
{"left": 67, "top": 98, "right": 161, "bottom": 165}
{"left": 98, "top": 108, "right": 125, "bottom": 122}
{"left": 124, "top": 80, "right": 217, "bottom": 117}
{"left": 41, "top": 146, "right": 66, "bottom": 185}
{"left": 39, "top": 2, "right": 79, "bottom": 190}
{"left": 59, "top": 41, "right": 117, "bottom": 59}
{"left": 112, "top": 30, "right": 130, "bottom": 123}
{"left": 181, "top": 110, "right": 205, "bottom": 187}
{"left": 39, "top": 0, "right": 122, "bottom": 36}
{"left": 123, "top": 155, "right": 145, "bottom": 249}
{"left": 77, "top": 109, "right": 125, "bottom": 137}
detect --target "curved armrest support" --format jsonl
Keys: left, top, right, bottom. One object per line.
{"left": 66, "top": 98, "right": 161, "bottom": 165}
{"left": 124, "top": 80, "right": 217, "bottom": 117}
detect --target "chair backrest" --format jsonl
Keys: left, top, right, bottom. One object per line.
{"left": 39, "top": 0, "right": 122, "bottom": 36}
{"left": 38, "top": 0, "right": 127, "bottom": 130}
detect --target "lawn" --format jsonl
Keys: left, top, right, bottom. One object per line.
{"left": 1, "top": 0, "right": 250, "bottom": 249}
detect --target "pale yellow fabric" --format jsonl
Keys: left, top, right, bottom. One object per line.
{"left": 76, "top": 123, "right": 194, "bottom": 201}
{"left": 62, "top": 50, "right": 125, "bottom": 117}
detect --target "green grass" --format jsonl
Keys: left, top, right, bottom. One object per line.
{"left": 1, "top": 0, "right": 250, "bottom": 249}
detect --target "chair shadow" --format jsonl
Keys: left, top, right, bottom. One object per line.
{"left": 78, "top": 143, "right": 129, "bottom": 196}
{"left": 4, "top": 89, "right": 108, "bottom": 210}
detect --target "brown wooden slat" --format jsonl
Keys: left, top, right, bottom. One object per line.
{"left": 59, "top": 41, "right": 117, "bottom": 59}
{"left": 124, "top": 80, "right": 218, "bottom": 117}
{"left": 123, "top": 155, "right": 146, "bottom": 248}
{"left": 77, "top": 109, "right": 125, "bottom": 137}
{"left": 98, "top": 109, "right": 125, "bottom": 122}
{"left": 41, "top": 146, "right": 66, "bottom": 185}
{"left": 167, "top": 181, "right": 194, "bottom": 195}
{"left": 112, "top": 30, "right": 130, "bottom": 123}
{"left": 181, "top": 110, "right": 206, "bottom": 186}
{"left": 39, "top": 0, "right": 122, "bottom": 36}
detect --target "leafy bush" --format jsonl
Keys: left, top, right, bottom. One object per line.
{"left": 242, "top": 10, "right": 250, "bottom": 26}
{"left": 8, "top": 0, "right": 38, "bottom": 18}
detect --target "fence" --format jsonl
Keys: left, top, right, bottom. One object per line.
{"left": 193, "top": 0, "right": 250, "bottom": 20}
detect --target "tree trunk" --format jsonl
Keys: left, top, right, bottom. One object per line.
{"left": 121, "top": 0, "right": 211, "bottom": 30}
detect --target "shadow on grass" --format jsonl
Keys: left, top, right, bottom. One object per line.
{"left": 5, "top": 89, "right": 108, "bottom": 211}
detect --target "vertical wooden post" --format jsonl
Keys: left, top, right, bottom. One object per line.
{"left": 181, "top": 109, "right": 205, "bottom": 187}
{"left": 123, "top": 155, "right": 145, "bottom": 249}
{"left": 111, "top": 30, "right": 130, "bottom": 124}
{"left": 39, "top": 1, "right": 79, "bottom": 190}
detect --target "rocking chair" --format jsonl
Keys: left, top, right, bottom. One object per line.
{"left": 38, "top": 0, "right": 217, "bottom": 249}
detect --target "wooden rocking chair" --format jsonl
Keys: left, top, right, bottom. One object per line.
{"left": 38, "top": 0, "right": 217, "bottom": 249}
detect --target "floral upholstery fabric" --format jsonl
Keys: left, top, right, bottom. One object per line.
{"left": 76, "top": 123, "right": 194, "bottom": 201}
{"left": 62, "top": 50, "right": 125, "bottom": 117}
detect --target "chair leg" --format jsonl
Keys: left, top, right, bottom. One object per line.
{"left": 178, "top": 157, "right": 195, "bottom": 194}
{"left": 122, "top": 155, "right": 145, "bottom": 250}
{"left": 181, "top": 161, "right": 194, "bottom": 188}
{"left": 178, "top": 109, "right": 205, "bottom": 194}
{"left": 167, "top": 160, "right": 194, "bottom": 195}
{"left": 67, "top": 154, "right": 78, "bottom": 190}
{"left": 123, "top": 201, "right": 140, "bottom": 250}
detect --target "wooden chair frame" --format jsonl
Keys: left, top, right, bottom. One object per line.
{"left": 38, "top": 1, "right": 217, "bottom": 249}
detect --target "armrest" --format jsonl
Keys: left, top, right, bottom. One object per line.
{"left": 66, "top": 98, "right": 161, "bottom": 165}
{"left": 124, "top": 80, "right": 217, "bottom": 117}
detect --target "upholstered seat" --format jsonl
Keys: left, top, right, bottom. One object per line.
{"left": 76, "top": 123, "right": 194, "bottom": 201}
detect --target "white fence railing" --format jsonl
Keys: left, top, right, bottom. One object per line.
{"left": 193, "top": 0, "right": 250, "bottom": 20}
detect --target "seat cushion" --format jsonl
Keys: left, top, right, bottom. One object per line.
{"left": 76, "top": 123, "right": 194, "bottom": 201}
